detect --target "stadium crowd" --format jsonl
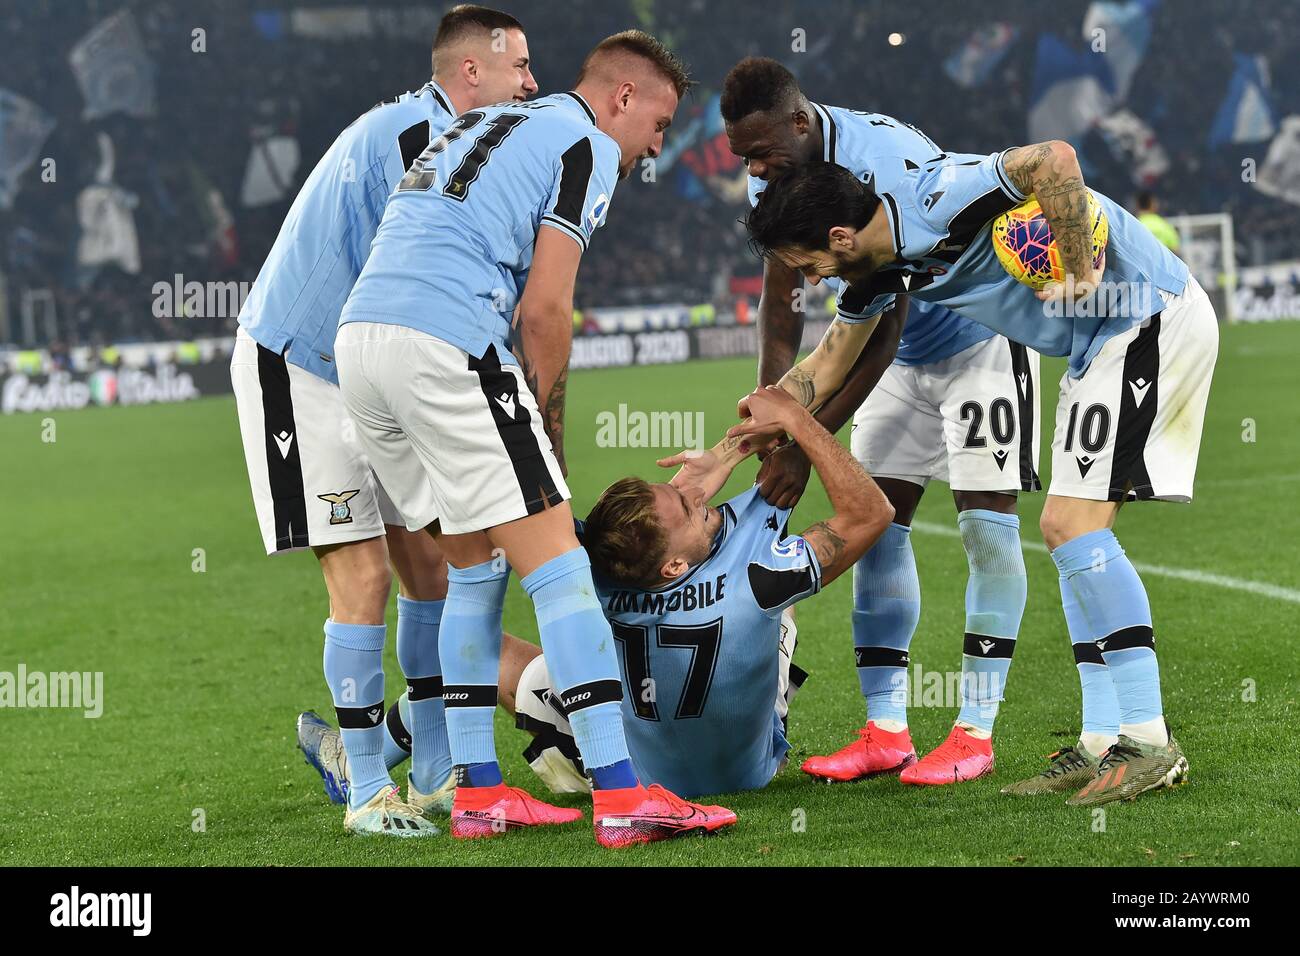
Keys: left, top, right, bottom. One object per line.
{"left": 2, "top": 0, "right": 1298, "bottom": 349}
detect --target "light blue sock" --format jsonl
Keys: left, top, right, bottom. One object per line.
{"left": 1055, "top": 529, "right": 1162, "bottom": 728}
{"left": 522, "top": 548, "right": 632, "bottom": 780}
{"left": 323, "top": 620, "right": 392, "bottom": 808}
{"left": 439, "top": 560, "right": 508, "bottom": 770}
{"left": 1059, "top": 571, "right": 1121, "bottom": 742}
{"left": 851, "top": 523, "right": 919, "bottom": 726}
{"left": 956, "top": 510, "right": 1025, "bottom": 732}
{"left": 396, "top": 596, "right": 452, "bottom": 793}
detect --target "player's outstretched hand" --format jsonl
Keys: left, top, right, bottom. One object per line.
{"left": 756, "top": 441, "right": 812, "bottom": 509}
{"left": 727, "top": 386, "right": 807, "bottom": 451}
{"left": 659, "top": 448, "right": 728, "bottom": 502}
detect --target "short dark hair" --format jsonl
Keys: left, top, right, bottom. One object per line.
{"left": 1136, "top": 190, "right": 1156, "bottom": 211}
{"left": 720, "top": 56, "right": 800, "bottom": 124}
{"left": 577, "top": 30, "right": 692, "bottom": 99}
{"left": 432, "top": 5, "right": 523, "bottom": 70}
{"left": 583, "top": 477, "right": 668, "bottom": 588}
{"left": 745, "top": 160, "right": 880, "bottom": 257}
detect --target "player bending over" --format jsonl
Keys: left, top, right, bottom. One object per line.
{"left": 335, "top": 31, "right": 740, "bottom": 847}
{"left": 737, "top": 140, "right": 1216, "bottom": 807}
{"left": 231, "top": 5, "right": 537, "bottom": 837}
{"left": 721, "top": 56, "right": 1040, "bottom": 787}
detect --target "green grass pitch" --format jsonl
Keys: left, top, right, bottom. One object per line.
{"left": 3, "top": 321, "right": 1298, "bottom": 867}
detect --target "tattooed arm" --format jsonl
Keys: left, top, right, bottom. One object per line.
{"left": 753, "top": 298, "right": 907, "bottom": 509}
{"left": 516, "top": 227, "right": 584, "bottom": 476}
{"left": 775, "top": 312, "right": 885, "bottom": 415}
{"left": 735, "top": 387, "right": 893, "bottom": 585}
{"left": 1002, "top": 141, "right": 1105, "bottom": 301}
{"left": 659, "top": 314, "right": 884, "bottom": 500}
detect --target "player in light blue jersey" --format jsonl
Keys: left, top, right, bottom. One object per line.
{"left": 230, "top": 4, "right": 539, "bottom": 836}
{"left": 720, "top": 58, "right": 1038, "bottom": 788}
{"left": 336, "top": 31, "right": 740, "bottom": 847}
{"left": 510, "top": 385, "right": 894, "bottom": 797}
{"left": 743, "top": 139, "right": 1218, "bottom": 807}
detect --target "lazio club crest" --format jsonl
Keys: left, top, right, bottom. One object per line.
{"left": 317, "top": 490, "right": 360, "bottom": 525}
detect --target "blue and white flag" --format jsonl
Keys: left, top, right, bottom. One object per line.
{"left": 944, "top": 23, "right": 1019, "bottom": 89}
{"left": 1255, "top": 115, "right": 1300, "bottom": 208}
{"left": 68, "top": 9, "right": 156, "bottom": 121}
{"left": 1027, "top": 33, "right": 1114, "bottom": 144}
{"left": 0, "top": 89, "right": 56, "bottom": 209}
{"left": 1082, "top": 0, "right": 1158, "bottom": 102}
{"left": 1096, "top": 108, "right": 1168, "bottom": 186}
{"left": 1210, "top": 54, "right": 1277, "bottom": 147}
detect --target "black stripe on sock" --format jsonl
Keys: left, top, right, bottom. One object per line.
{"left": 556, "top": 679, "right": 623, "bottom": 716}
{"left": 336, "top": 702, "right": 385, "bottom": 729}
{"left": 385, "top": 701, "right": 411, "bottom": 752}
{"left": 440, "top": 684, "right": 498, "bottom": 708}
{"left": 1072, "top": 641, "right": 1106, "bottom": 666}
{"left": 467, "top": 345, "right": 563, "bottom": 517}
{"left": 962, "top": 633, "right": 1017, "bottom": 660}
{"left": 854, "top": 646, "right": 910, "bottom": 668}
{"left": 1008, "top": 340, "right": 1041, "bottom": 491}
{"left": 1108, "top": 314, "right": 1161, "bottom": 502}
{"left": 255, "top": 344, "right": 310, "bottom": 550}
{"left": 406, "top": 675, "right": 443, "bottom": 703}
{"left": 1096, "top": 625, "right": 1155, "bottom": 654}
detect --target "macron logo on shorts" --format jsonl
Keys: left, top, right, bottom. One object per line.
{"left": 273, "top": 430, "right": 295, "bottom": 459}
{"left": 1129, "top": 377, "right": 1152, "bottom": 408}
{"left": 495, "top": 393, "right": 518, "bottom": 419}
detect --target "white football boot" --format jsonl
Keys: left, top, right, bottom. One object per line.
{"left": 344, "top": 784, "right": 439, "bottom": 837}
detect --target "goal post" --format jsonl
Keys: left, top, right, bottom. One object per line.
{"left": 1167, "top": 213, "right": 1236, "bottom": 323}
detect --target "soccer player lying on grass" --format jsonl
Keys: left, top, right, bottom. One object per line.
{"left": 302, "top": 385, "right": 894, "bottom": 803}
{"left": 735, "top": 141, "right": 1217, "bottom": 807}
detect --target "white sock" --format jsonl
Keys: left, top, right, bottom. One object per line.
{"left": 955, "top": 721, "right": 991, "bottom": 740}
{"left": 1121, "top": 717, "right": 1168, "bottom": 748}
{"left": 871, "top": 718, "right": 907, "bottom": 734}
{"left": 1079, "top": 731, "right": 1118, "bottom": 759}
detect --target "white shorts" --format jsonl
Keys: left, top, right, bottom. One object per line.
{"left": 231, "top": 327, "right": 438, "bottom": 554}
{"left": 1048, "top": 276, "right": 1219, "bottom": 502}
{"left": 851, "top": 335, "right": 1042, "bottom": 492}
{"left": 514, "top": 609, "right": 805, "bottom": 794}
{"left": 334, "top": 322, "right": 570, "bottom": 535}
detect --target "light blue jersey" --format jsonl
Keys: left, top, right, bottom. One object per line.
{"left": 595, "top": 487, "right": 821, "bottom": 798}
{"left": 238, "top": 82, "right": 456, "bottom": 383}
{"left": 340, "top": 92, "right": 620, "bottom": 364}
{"left": 837, "top": 149, "right": 1190, "bottom": 377}
{"left": 747, "top": 103, "right": 994, "bottom": 366}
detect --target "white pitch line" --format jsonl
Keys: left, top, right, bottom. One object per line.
{"left": 910, "top": 521, "right": 1300, "bottom": 605}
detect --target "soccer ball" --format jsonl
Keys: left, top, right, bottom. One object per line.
{"left": 990, "top": 194, "right": 1109, "bottom": 290}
